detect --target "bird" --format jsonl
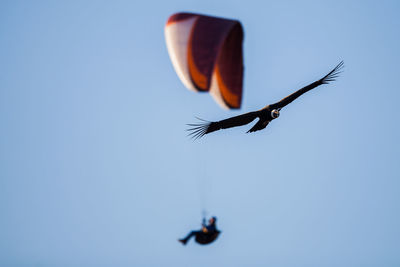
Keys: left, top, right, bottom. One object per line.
{"left": 187, "top": 61, "right": 344, "bottom": 139}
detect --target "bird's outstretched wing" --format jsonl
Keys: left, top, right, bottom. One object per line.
{"left": 187, "top": 111, "right": 259, "bottom": 139}
{"left": 269, "top": 61, "right": 344, "bottom": 110}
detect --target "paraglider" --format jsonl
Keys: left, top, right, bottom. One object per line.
{"left": 165, "top": 12, "right": 244, "bottom": 109}
{"left": 178, "top": 217, "right": 220, "bottom": 245}
{"left": 165, "top": 10, "right": 345, "bottom": 249}
{"left": 187, "top": 61, "right": 344, "bottom": 139}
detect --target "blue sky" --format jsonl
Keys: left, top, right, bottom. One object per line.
{"left": 1, "top": 0, "right": 400, "bottom": 266}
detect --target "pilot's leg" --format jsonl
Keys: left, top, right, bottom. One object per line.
{"left": 179, "top": 230, "right": 200, "bottom": 245}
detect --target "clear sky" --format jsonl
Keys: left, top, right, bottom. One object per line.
{"left": 1, "top": 0, "right": 400, "bottom": 266}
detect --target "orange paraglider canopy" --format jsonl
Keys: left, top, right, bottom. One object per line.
{"left": 165, "top": 12, "right": 244, "bottom": 109}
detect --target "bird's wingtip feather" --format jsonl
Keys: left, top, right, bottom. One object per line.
{"left": 320, "top": 60, "right": 344, "bottom": 84}
{"left": 186, "top": 118, "right": 211, "bottom": 140}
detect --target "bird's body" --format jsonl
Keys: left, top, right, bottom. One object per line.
{"left": 188, "top": 61, "right": 344, "bottom": 139}
{"left": 248, "top": 107, "right": 273, "bottom": 132}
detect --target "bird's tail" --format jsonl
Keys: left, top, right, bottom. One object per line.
{"left": 320, "top": 61, "right": 344, "bottom": 84}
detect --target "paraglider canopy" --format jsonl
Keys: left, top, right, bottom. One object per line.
{"left": 165, "top": 12, "right": 244, "bottom": 109}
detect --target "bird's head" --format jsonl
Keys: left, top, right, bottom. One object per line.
{"left": 271, "top": 109, "right": 280, "bottom": 119}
